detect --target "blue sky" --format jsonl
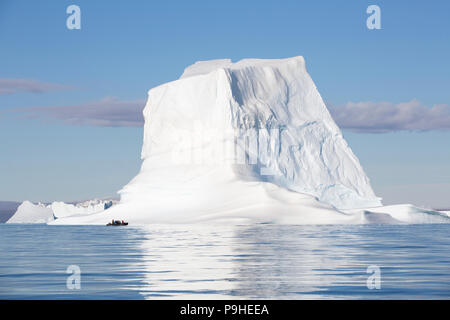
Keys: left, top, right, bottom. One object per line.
{"left": 1, "top": 0, "right": 449, "bottom": 207}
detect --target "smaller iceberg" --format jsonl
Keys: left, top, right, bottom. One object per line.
{"left": 51, "top": 199, "right": 116, "bottom": 219}
{"left": 6, "top": 199, "right": 117, "bottom": 224}
{"left": 6, "top": 201, "right": 54, "bottom": 224}
{"left": 439, "top": 210, "right": 450, "bottom": 217}
{"left": 343, "top": 204, "right": 450, "bottom": 224}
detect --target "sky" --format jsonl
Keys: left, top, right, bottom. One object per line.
{"left": 0, "top": 0, "right": 449, "bottom": 208}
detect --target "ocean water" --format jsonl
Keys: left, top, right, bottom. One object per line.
{"left": 0, "top": 224, "right": 449, "bottom": 299}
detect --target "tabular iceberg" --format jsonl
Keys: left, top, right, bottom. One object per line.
{"left": 49, "top": 56, "right": 448, "bottom": 225}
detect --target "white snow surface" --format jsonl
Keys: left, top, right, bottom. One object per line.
{"left": 51, "top": 199, "right": 116, "bottom": 218}
{"left": 48, "top": 56, "right": 448, "bottom": 225}
{"left": 344, "top": 205, "right": 450, "bottom": 224}
{"left": 6, "top": 201, "right": 54, "bottom": 224}
{"left": 440, "top": 210, "right": 450, "bottom": 217}
{"left": 6, "top": 199, "right": 116, "bottom": 224}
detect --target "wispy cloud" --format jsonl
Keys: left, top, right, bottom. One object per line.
{"left": 329, "top": 99, "right": 450, "bottom": 133}
{"left": 0, "top": 78, "right": 72, "bottom": 95}
{"left": 13, "top": 97, "right": 145, "bottom": 127}
{"left": 10, "top": 96, "right": 450, "bottom": 132}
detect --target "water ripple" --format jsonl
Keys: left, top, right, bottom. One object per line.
{"left": 0, "top": 224, "right": 449, "bottom": 299}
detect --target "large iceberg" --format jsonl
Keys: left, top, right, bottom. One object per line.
{"left": 50, "top": 56, "right": 448, "bottom": 225}
{"left": 130, "top": 57, "right": 381, "bottom": 209}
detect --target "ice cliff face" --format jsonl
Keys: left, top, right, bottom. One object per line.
{"left": 120, "top": 56, "right": 381, "bottom": 210}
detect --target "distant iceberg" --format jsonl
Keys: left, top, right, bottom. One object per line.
{"left": 47, "top": 56, "right": 448, "bottom": 225}
{"left": 6, "top": 199, "right": 116, "bottom": 224}
{"left": 6, "top": 201, "right": 54, "bottom": 224}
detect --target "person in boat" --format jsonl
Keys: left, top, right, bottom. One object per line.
{"left": 108, "top": 219, "right": 127, "bottom": 226}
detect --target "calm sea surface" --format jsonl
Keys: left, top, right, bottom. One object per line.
{"left": 0, "top": 224, "right": 449, "bottom": 299}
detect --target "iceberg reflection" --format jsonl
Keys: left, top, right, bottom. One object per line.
{"left": 132, "top": 225, "right": 365, "bottom": 299}
{"left": 135, "top": 224, "right": 450, "bottom": 299}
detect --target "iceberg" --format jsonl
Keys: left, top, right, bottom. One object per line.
{"left": 344, "top": 205, "right": 450, "bottom": 224}
{"left": 51, "top": 199, "right": 116, "bottom": 219}
{"left": 6, "top": 199, "right": 116, "bottom": 224}
{"left": 6, "top": 201, "right": 54, "bottom": 224}
{"left": 365, "top": 205, "right": 450, "bottom": 224}
{"left": 48, "top": 56, "right": 449, "bottom": 225}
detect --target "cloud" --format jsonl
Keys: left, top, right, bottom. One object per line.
{"left": 329, "top": 99, "right": 450, "bottom": 133}
{"left": 0, "top": 78, "right": 71, "bottom": 95}
{"left": 13, "top": 97, "right": 145, "bottom": 127}
{"left": 10, "top": 96, "right": 450, "bottom": 132}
